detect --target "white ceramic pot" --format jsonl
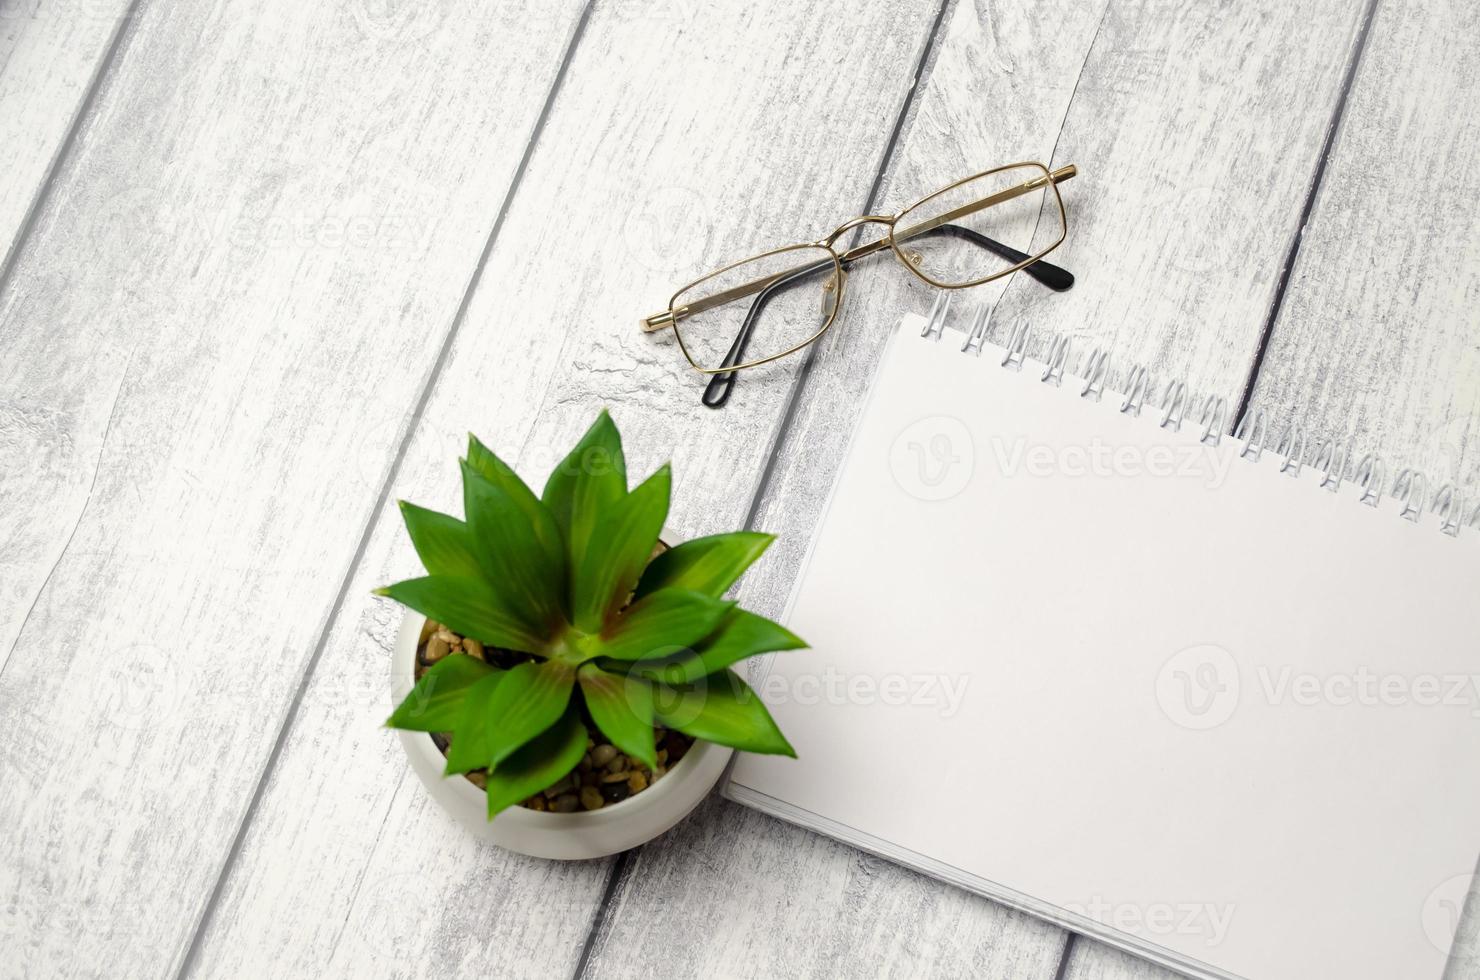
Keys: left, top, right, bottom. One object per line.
{"left": 391, "top": 610, "right": 732, "bottom": 860}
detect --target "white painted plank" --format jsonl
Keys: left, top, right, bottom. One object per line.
{"left": 0, "top": 0, "right": 133, "bottom": 666}
{"left": 0, "top": 0, "right": 130, "bottom": 266}
{"left": 0, "top": 1, "right": 587, "bottom": 977}
{"left": 1249, "top": 0, "right": 1480, "bottom": 500}
{"left": 730, "top": 1, "right": 1371, "bottom": 979}
{"left": 1062, "top": 941, "right": 1183, "bottom": 980}
{"left": 576, "top": 0, "right": 1117, "bottom": 974}
{"left": 585, "top": 797, "right": 1066, "bottom": 979}
{"left": 1245, "top": 1, "right": 1480, "bottom": 974}
{"left": 185, "top": 2, "right": 1025, "bottom": 978}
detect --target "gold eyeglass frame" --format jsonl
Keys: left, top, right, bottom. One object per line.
{"left": 640, "top": 161, "right": 1077, "bottom": 374}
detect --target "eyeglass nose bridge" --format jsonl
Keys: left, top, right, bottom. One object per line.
{"left": 819, "top": 214, "right": 895, "bottom": 250}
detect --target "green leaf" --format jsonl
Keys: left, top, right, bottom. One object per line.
{"left": 542, "top": 411, "right": 627, "bottom": 567}
{"left": 578, "top": 664, "right": 657, "bottom": 769}
{"left": 571, "top": 464, "right": 671, "bottom": 631}
{"left": 597, "top": 588, "right": 732, "bottom": 662}
{"left": 635, "top": 531, "right": 774, "bottom": 599}
{"left": 387, "top": 653, "right": 498, "bottom": 732}
{"left": 653, "top": 670, "right": 795, "bottom": 756}
{"left": 374, "top": 576, "right": 545, "bottom": 652}
{"left": 632, "top": 608, "right": 806, "bottom": 685}
{"left": 460, "top": 457, "right": 568, "bottom": 633}
{"left": 443, "top": 671, "right": 507, "bottom": 774}
{"left": 484, "top": 659, "right": 576, "bottom": 768}
{"left": 397, "top": 501, "right": 481, "bottom": 578}
{"left": 483, "top": 703, "right": 588, "bottom": 819}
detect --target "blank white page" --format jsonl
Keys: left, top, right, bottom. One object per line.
{"left": 729, "top": 315, "right": 1480, "bottom": 980}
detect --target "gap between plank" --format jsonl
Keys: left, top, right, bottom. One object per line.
{"left": 739, "top": 0, "right": 958, "bottom": 533}
{"left": 1051, "top": 933, "right": 1077, "bottom": 980}
{"left": 1230, "top": 0, "right": 1383, "bottom": 433}
{"left": 567, "top": 2, "right": 959, "bottom": 976}
{"left": 0, "top": 0, "right": 144, "bottom": 293}
{"left": 170, "top": 3, "right": 598, "bottom": 976}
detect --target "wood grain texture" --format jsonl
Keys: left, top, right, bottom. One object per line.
{"left": 184, "top": 2, "right": 1010, "bottom": 978}
{"left": 585, "top": 797, "right": 1066, "bottom": 980}
{"left": 1248, "top": 0, "right": 1480, "bottom": 501}
{"left": 578, "top": 0, "right": 1114, "bottom": 974}
{"left": 726, "top": 1, "right": 1372, "bottom": 979}
{"left": 0, "top": 0, "right": 130, "bottom": 268}
{"left": 1245, "top": 2, "right": 1480, "bottom": 972}
{"left": 0, "top": 0, "right": 133, "bottom": 669}
{"left": 744, "top": 0, "right": 1371, "bottom": 620}
{"left": 0, "top": 1, "right": 587, "bottom": 976}
{"left": 1061, "top": 941, "right": 1183, "bottom": 980}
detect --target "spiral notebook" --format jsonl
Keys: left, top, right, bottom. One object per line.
{"left": 726, "top": 308, "right": 1480, "bottom": 980}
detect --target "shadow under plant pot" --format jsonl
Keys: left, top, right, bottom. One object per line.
{"left": 391, "top": 609, "right": 733, "bottom": 860}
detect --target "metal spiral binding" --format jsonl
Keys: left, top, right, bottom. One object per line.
{"left": 1120, "top": 366, "right": 1150, "bottom": 417}
{"left": 922, "top": 292, "right": 951, "bottom": 341}
{"left": 1079, "top": 348, "right": 1108, "bottom": 402}
{"left": 1159, "top": 380, "right": 1187, "bottom": 432}
{"left": 1353, "top": 454, "right": 1384, "bottom": 507}
{"left": 1041, "top": 335, "right": 1070, "bottom": 386}
{"left": 936, "top": 306, "right": 1472, "bottom": 539}
{"left": 1235, "top": 411, "right": 1269, "bottom": 461}
{"left": 1274, "top": 425, "right": 1307, "bottom": 477}
{"left": 1393, "top": 468, "right": 1428, "bottom": 523}
{"left": 1433, "top": 484, "right": 1465, "bottom": 537}
{"left": 1312, "top": 438, "right": 1346, "bottom": 492}
{"left": 1000, "top": 324, "right": 1029, "bottom": 371}
{"left": 960, "top": 303, "right": 988, "bottom": 355}
{"left": 1198, "top": 396, "right": 1226, "bottom": 447}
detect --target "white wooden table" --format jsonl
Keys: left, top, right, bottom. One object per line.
{"left": 4, "top": 1, "right": 1478, "bottom": 977}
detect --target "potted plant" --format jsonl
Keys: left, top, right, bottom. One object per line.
{"left": 377, "top": 410, "right": 805, "bottom": 859}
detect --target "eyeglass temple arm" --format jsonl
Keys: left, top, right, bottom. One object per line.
{"left": 641, "top": 163, "right": 1077, "bottom": 331}
{"left": 702, "top": 215, "right": 1073, "bottom": 407}
{"left": 702, "top": 258, "right": 837, "bottom": 408}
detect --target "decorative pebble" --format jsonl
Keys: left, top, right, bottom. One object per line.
{"left": 418, "top": 619, "right": 438, "bottom": 645}
{"left": 550, "top": 794, "right": 580, "bottom": 813}
{"left": 463, "top": 638, "right": 484, "bottom": 660}
{"left": 526, "top": 795, "right": 547, "bottom": 812}
{"left": 604, "top": 755, "right": 626, "bottom": 774}
{"left": 578, "top": 753, "right": 593, "bottom": 773}
{"left": 599, "top": 770, "right": 629, "bottom": 784}
{"left": 434, "top": 628, "right": 458, "bottom": 646}
{"left": 543, "top": 773, "right": 578, "bottom": 798}
{"left": 466, "top": 772, "right": 487, "bottom": 789}
{"left": 580, "top": 786, "right": 604, "bottom": 811}
{"left": 627, "top": 771, "right": 647, "bottom": 792}
{"left": 590, "top": 744, "right": 618, "bottom": 768}
{"left": 425, "top": 635, "right": 451, "bottom": 662}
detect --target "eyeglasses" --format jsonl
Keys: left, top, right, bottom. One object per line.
{"left": 639, "top": 161, "right": 1079, "bottom": 407}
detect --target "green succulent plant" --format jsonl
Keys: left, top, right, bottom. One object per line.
{"left": 378, "top": 410, "right": 804, "bottom": 818}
